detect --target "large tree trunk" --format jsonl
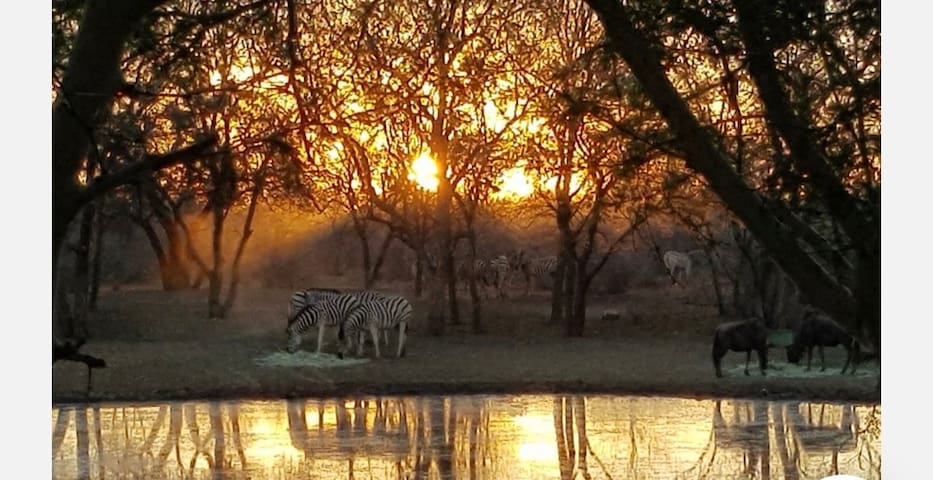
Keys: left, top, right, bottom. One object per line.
{"left": 566, "top": 260, "right": 587, "bottom": 337}
{"left": 71, "top": 203, "right": 96, "bottom": 339}
{"left": 222, "top": 175, "right": 264, "bottom": 314}
{"left": 52, "top": 0, "right": 165, "bottom": 333}
{"left": 88, "top": 207, "right": 104, "bottom": 310}
{"left": 351, "top": 216, "right": 374, "bottom": 287}
{"left": 584, "top": 1, "right": 874, "bottom": 350}
{"left": 365, "top": 230, "right": 393, "bottom": 289}
{"left": 704, "top": 247, "right": 727, "bottom": 316}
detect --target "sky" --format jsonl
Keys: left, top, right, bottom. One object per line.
{"left": 2, "top": 2, "right": 930, "bottom": 477}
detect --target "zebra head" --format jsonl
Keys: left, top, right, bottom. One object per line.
{"left": 285, "top": 326, "right": 303, "bottom": 353}
{"left": 284, "top": 302, "right": 325, "bottom": 353}
{"left": 508, "top": 249, "right": 527, "bottom": 271}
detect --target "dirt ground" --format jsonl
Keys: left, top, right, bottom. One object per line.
{"left": 52, "top": 284, "right": 881, "bottom": 405}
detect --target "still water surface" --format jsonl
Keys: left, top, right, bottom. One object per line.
{"left": 52, "top": 394, "right": 880, "bottom": 479}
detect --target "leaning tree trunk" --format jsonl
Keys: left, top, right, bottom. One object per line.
{"left": 365, "top": 231, "right": 394, "bottom": 289}
{"left": 583, "top": 0, "right": 872, "bottom": 347}
{"left": 222, "top": 170, "right": 265, "bottom": 315}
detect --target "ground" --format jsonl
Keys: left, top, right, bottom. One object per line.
{"left": 51, "top": 283, "right": 881, "bottom": 405}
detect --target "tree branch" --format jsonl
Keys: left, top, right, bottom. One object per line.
{"left": 76, "top": 134, "right": 218, "bottom": 205}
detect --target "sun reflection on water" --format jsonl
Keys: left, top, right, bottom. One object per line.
{"left": 52, "top": 395, "right": 881, "bottom": 480}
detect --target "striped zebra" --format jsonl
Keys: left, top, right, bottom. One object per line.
{"left": 337, "top": 294, "right": 412, "bottom": 359}
{"left": 456, "top": 256, "right": 511, "bottom": 299}
{"left": 288, "top": 288, "right": 393, "bottom": 348}
{"left": 518, "top": 255, "right": 559, "bottom": 295}
{"left": 285, "top": 290, "right": 389, "bottom": 353}
{"left": 485, "top": 255, "right": 512, "bottom": 298}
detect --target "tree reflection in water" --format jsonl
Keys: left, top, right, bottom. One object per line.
{"left": 52, "top": 395, "right": 881, "bottom": 479}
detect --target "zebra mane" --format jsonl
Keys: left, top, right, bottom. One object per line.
{"left": 287, "top": 301, "right": 322, "bottom": 327}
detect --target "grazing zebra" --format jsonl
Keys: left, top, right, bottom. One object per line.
{"left": 286, "top": 291, "right": 390, "bottom": 353}
{"left": 517, "top": 255, "right": 559, "bottom": 295}
{"left": 288, "top": 288, "right": 392, "bottom": 348}
{"left": 337, "top": 294, "right": 412, "bottom": 359}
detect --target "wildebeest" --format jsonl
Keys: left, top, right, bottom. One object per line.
{"left": 786, "top": 310, "right": 860, "bottom": 374}
{"left": 712, "top": 317, "right": 768, "bottom": 378}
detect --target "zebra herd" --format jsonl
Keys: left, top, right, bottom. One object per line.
{"left": 286, "top": 288, "right": 411, "bottom": 359}
{"left": 417, "top": 250, "right": 561, "bottom": 298}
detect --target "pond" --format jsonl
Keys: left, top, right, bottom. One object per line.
{"left": 52, "top": 394, "right": 880, "bottom": 480}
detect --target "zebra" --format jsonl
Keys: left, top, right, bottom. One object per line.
{"left": 285, "top": 290, "right": 389, "bottom": 353}
{"left": 456, "top": 255, "right": 512, "bottom": 299}
{"left": 337, "top": 294, "right": 412, "bottom": 359}
{"left": 485, "top": 255, "right": 513, "bottom": 298}
{"left": 517, "top": 255, "right": 559, "bottom": 295}
{"left": 288, "top": 288, "right": 393, "bottom": 348}
{"left": 662, "top": 250, "right": 703, "bottom": 286}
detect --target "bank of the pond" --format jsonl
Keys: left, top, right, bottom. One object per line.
{"left": 52, "top": 333, "right": 880, "bottom": 405}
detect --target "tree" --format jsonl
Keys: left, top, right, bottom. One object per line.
{"left": 583, "top": 0, "right": 880, "bottom": 356}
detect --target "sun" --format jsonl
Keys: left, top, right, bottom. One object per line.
{"left": 409, "top": 152, "right": 439, "bottom": 191}
{"left": 494, "top": 166, "right": 535, "bottom": 199}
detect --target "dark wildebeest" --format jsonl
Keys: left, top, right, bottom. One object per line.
{"left": 786, "top": 310, "right": 860, "bottom": 374}
{"left": 712, "top": 318, "right": 768, "bottom": 378}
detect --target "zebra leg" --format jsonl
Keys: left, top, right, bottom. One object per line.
{"left": 383, "top": 330, "right": 390, "bottom": 347}
{"left": 370, "top": 325, "right": 382, "bottom": 358}
{"left": 397, "top": 321, "right": 407, "bottom": 358}
{"left": 316, "top": 323, "right": 326, "bottom": 354}
{"left": 356, "top": 330, "right": 365, "bottom": 357}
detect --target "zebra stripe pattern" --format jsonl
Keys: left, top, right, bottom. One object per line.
{"left": 288, "top": 287, "right": 341, "bottom": 319}
{"left": 457, "top": 255, "right": 514, "bottom": 298}
{"left": 286, "top": 290, "right": 392, "bottom": 353}
{"left": 286, "top": 293, "right": 362, "bottom": 353}
{"left": 338, "top": 295, "right": 412, "bottom": 358}
{"left": 519, "top": 255, "right": 559, "bottom": 295}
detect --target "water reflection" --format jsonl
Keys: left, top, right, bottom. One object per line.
{"left": 52, "top": 394, "right": 881, "bottom": 480}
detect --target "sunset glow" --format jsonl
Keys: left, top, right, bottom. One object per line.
{"left": 409, "top": 152, "right": 440, "bottom": 191}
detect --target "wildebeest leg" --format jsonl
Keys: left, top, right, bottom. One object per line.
{"left": 744, "top": 350, "right": 752, "bottom": 376}
{"left": 806, "top": 346, "right": 813, "bottom": 371}
{"left": 841, "top": 348, "right": 851, "bottom": 374}
{"left": 850, "top": 342, "right": 861, "bottom": 375}
{"left": 757, "top": 347, "right": 768, "bottom": 376}
{"left": 819, "top": 345, "right": 826, "bottom": 372}
{"left": 842, "top": 342, "right": 860, "bottom": 375}
{"left": 712, "top": 336, "right": 725, "bottom": 378}
{"left": 86, "top": 366, "right": 93, "bottom": 396}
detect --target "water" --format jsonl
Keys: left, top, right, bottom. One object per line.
{"left": 52, "top": 394, "right": 880, "bottom": 480}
